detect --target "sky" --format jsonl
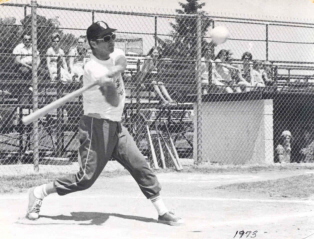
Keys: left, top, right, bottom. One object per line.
{"left": 2, "top": 0, "right": 314, "bottom": 62}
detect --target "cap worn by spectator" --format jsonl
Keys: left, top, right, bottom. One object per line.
{"left": 281, "top": 130, "right": 292, "bottom": 138}
{"left": 86, "top": 21, "right": 116, "bottom": 41}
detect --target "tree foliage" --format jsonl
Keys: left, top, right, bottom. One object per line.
{"left": 161, "top": 0, "right": 212, "bottom": 59}
{"left": 21, "top": 14, "right": 76, "bottom": 55}
{"left": 0, "top": 17, "right": 21, "bottom": 55}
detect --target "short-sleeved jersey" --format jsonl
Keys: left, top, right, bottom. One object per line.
{"left": 82, "top": 48, "right": 125, "bottom": 122}
{"left": 13, "top": 43, "right": 39, "bottom": 65}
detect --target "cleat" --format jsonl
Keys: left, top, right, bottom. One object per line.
{"left": 158, "top": 211, "right": 184, "bottom": 226}
{"left": 26, "top": 188, "right": 43, "bottom": 220}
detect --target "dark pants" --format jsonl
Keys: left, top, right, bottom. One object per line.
{"left": 54, "top": 115, "right": 161, "bottom": 199}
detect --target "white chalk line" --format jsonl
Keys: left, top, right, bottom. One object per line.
{"left": 1, "top": 194, "right": 314, "bottom": 205}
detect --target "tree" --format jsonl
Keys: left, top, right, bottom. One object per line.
{"left": 161, "top": 0, "right": 212, "bottom": 59}
{"left": 0, "top": 17, "right": 21, "bottom": 55}
{"left": 21, "top": 14, "right": 60, "bottom": 55}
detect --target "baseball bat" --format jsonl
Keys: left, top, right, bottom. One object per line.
{"left": 22, "top": 82, "right": 98, "bottom": 125}
{"left": 159, "top": 130, "right": 181, "bottom": 171}
{"left": 146, "top": 124, "right": 159, "bottom": 169}
{"left": 155, "top": 124, "right": 166, "bottom": 169}
{"left": 165, "top": 124, "right": 182, "bottom": 170}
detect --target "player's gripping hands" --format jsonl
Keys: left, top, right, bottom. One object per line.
{"left": 95, "top": 69, "right": 123, "bottom": 107}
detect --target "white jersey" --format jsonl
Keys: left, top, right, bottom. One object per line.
{"left": 13, "top": 43, "right": 39, "bottom": 65}
{"left": 82, "top": 49, "right": 126, "bottom": 122}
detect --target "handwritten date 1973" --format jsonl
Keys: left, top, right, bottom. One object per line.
{"left": 234, "top": 230, "right": 258, "bottom": 238}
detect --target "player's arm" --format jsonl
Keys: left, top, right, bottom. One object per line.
{"left": 108, "top": 54, "right": 127, "bottom": 76}
{"left": 96, "top": 54, "right": 127, "bottom": 85}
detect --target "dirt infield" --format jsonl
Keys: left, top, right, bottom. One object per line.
{"left": 1, "top": 168, "right": 314, "bottom": 239}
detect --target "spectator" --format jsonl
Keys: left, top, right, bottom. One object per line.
{"left": 13, "top": 31, "right": 40, "bottom": 79}
{"left": 300, "top": 126, "right": 314, "bottom": 163}
{"left": 239, "top": 51, "right": 253, "bottom": 84}
{"left": 200, "top": 46, "right": 215, "bottom": 94}
{"left": 46, "top": 32, "right": 72, "bottom": 83}
{"left": 138, "top": 46, "right": 175, "bottom": 105}
{"left": 68, "top": 36, "right": 87, "bottom": 82}
{"left": 251, "top": 60, "right": 266, "bottom": 88}
{"left": 213, "top": 49, "right": 250, "bottom": 93}
{"left": 276, "top": 130, "right": 292, "bottom": 163}
{"left": 262, "top": 61, "right": 274, "bottom": 86}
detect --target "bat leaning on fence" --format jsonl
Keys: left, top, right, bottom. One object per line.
{"left": 22, "top": 82, "right": 98, "bottom": 125}
{"left": 155, "top": 124, "right": 166, "bottom": 169}
{"left": 146, "top": 124, "right": 159, "bottom": 169}
{"left": 158, "top": 128, "right": 181, "bottom": 171}
{"left": 165, "top": 124, "right": 183, "bottom": 170}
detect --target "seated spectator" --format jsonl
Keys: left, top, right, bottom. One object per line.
{"left": 138, "top": 46, "right": 175, "bottom": 105}
{"left": 300, "top": 126, "right": 314, "bottom": 163}
{"left": 212, "top": 49, "right": 250, "bottom": 93}
{"left": 276, "top": 130, "right": 292, "bottom": 163}
{"left": 68, "top": 36, "right": 87, "bottom": 82}
{"left": 200, "top": 47, "right": 215, "bottom": 94}
{"left": 13, "top": 31, "right": 40, "bottom": 79}
{"left": 239, "top": 51, "right": 253, "bottom": 82}
{"left": 251, "top": 60, "right": 266, "bottom": 88}
{"left": 46, "top": 32, "right": 72, "bottom": 83}
{"left": 262, "top": 61, "right": 273, "bottom": 86}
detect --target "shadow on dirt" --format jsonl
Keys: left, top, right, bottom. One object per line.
{"left": 40, "top": 212, "right": 157, "bottom": 225}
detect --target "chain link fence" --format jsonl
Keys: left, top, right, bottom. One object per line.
{"left": 1, "top": 1, "right": 314, "bottom": 174}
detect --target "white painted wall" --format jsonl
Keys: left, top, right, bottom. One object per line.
{"left": 194, "top": 99, "right": 274, "bottom": 165}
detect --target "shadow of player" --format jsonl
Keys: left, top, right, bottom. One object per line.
{"left": 40, "top": 212, "right": 157, "bottom": 225}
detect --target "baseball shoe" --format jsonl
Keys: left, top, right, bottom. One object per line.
{"left": 158, "top": 211, "right": 184, "bottom": 226}
{"left": 26, "top": 187, "right": 43, "bottom": 220}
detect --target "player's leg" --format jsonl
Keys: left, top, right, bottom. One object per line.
{"left": 158, "top": 81, "right": 175, "bottom": 103}
{"left": 26, "top": 116, "right": 118, "bottom": 220}
{"left": 112, "top": 124, "right": 184, "bottom": 226}
{"left": 152, "top": 80, "right": 169, "bottom": 104}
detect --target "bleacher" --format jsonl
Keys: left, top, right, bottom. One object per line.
{"left": 2, "top": 51, "right": 314, "bottom": 162}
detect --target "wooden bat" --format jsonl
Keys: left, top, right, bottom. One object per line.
{"left": 22, "top": 82, "right": 98, "bottom": 125}
{"left": 159, "top": 129, "right": 181, "bottom": 171}
{"left": 155, "top": 124, "right": 166, "bottom": 169}
{"left": 146, "top": 124, "right": 159, "bottom": 169}
{"left": 165, "top": 124, "right": 183, "bottom": 170}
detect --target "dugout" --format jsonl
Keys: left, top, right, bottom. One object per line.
{"left": 190, "top": 90, "right": 314, "bottom": 165}
{"left": 272, "top": 92, "right": 314, "bottom": 163}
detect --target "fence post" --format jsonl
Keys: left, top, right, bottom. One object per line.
{"left": 56, "top": 56, "right": 64, "bottom": 157}
{"left": 154, "top": 16, "right": 157, "bottom": 47}
{"left": 92, "top": 11, "right": 95, "bottom": 23}
{"left": 24, "top": 5, "right": 27, "bottom": 18}
{"left": 266, "top": 23, "right": 269, "bottom": 61}
{"left": 31, "top": 0, "right": 39, "bottom": 172}
{"left": 195, "top": 13, "right": 203, "bottom": 165}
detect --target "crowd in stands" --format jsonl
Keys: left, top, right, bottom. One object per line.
{"left": 9, "top": 30, "right": 314, "bottom": 165}
{"left": 11, "top": 30, "right": 275, "bottom": 101}
{"left": 200, "top": 46, "right": 274, "bottom": 94}
{"left": 12, "top": 31, "right": 90, "bottom": 84}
